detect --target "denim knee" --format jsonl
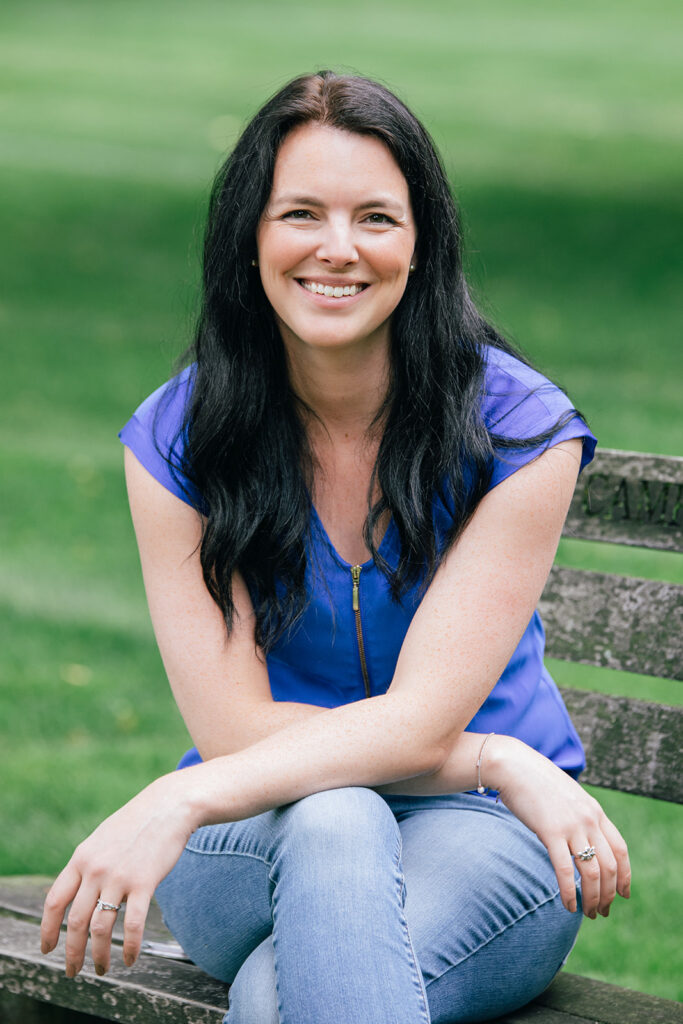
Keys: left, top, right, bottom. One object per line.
{"left": 277, "top": 787, "right": 399, "bottom": 852}
{"left": 272, "top": 787, "right": 403, "bottom": 893}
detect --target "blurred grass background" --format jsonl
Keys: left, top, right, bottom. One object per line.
{"left": 1, "top": 0, "right": 681, "bottom": 1003}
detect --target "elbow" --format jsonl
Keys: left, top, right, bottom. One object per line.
{"left": 424, "top": 741, "right": 452, "bottom": 776}
{"left": 381, "top": 693, "right": 456, "bottom": 778}
{"left": 403, "top": 737, "right": 451, "bottom": 779}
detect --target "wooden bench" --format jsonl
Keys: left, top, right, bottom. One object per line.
{"left": 1, "top": 448, "right": 681, "bottom": 1024}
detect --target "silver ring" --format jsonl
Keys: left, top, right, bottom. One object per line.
{"left": 96, "top": 898, "right": 121, "bottom": 912}
{"left": 573, "top": 845, "right": 596, "bottom": 862}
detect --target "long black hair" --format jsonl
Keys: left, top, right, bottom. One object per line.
{"left": 169, "top": 70, "right": 579, "bottom": 651}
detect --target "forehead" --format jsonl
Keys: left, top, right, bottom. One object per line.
{"left": 270, "top": 123, "right": 410, "bottom": 202}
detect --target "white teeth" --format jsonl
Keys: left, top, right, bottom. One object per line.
{"left": 301, "top": 280, "right": 365, "bottom": 297}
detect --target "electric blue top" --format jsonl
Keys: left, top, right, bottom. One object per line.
{"left": 119, "top": 346, "right": 596, "bottom": 778}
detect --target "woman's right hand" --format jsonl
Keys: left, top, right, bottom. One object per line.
{"left": 478, "top": 734, "right": 631, "bottom": 919}
{"left": 41, "top": 772, "right": 199, "bottom": 978}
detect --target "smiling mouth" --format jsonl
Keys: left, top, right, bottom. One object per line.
{"left": 297, "top": 279, "right": 369, "bottom": 298}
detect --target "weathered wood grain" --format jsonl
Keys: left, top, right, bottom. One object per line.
{"left": 563, "top": 449, "right": 683, "bottom": 551}
{"left": 1, "top": 989, "right": 104, "bottom": 1022}
{"left": 558, "top": 689, "right": 683, "bottom": 802}
{"left": 536, "top": 971, "right": 683, "bottom": 1024}
{"left": 495, "top": 1004, "right": 582, "bottom": 1022}
{"left": 0, "top": 914, "right": 227, "bottom": 1024}
{"left": 540, "top": 566, "right": 683, "bottom": 680}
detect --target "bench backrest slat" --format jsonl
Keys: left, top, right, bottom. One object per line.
{"left": 562, "top": 448, "right": 683, "bottom": 551}
{"left": 540, "top": 566, "right": 683, "bottom": 681}
{"left": 559, "top": 688, "right": 683, "bottom": 802}
{"left": 541, "top": 449, "right": 683, "bottom": 804}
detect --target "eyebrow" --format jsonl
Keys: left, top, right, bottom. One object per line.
{"left": 272, "top": 193, "right": 406, "bottom": 213}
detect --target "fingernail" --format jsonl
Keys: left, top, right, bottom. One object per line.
{"left": 95, "top": 964, "right": 105, "bottom": 977}
{"left": 124, "top": 953, "right": 134, "bottom": 968}
{"left": 601, "top": 907, "right": 610, "bottom": 918}
{"left": 569, "top": 900, "right": 577, "bottom": 913}
{"left": 65, "top": 965, "right": 75, "bottom": 979}
{"left": 589, "top": 910, "right": 597, "bottom": 920}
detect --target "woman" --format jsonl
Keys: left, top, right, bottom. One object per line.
{"left": 41, "top": 71, "right": 630, "bottom": 1023}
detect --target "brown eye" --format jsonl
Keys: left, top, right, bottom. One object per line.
{"left": 364, "top": 213, "right": 395, "bottom": 225}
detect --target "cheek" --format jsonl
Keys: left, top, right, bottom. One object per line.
{"left": 371, "top": 235, "right": 415, "bottom": 276}
{"left": 257, "top": 226, "right": 308, "bottom": 272}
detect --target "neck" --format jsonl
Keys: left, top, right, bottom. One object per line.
{"left": 283, "top": 331, "right": 390, "bottom": 440}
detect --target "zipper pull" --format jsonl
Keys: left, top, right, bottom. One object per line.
{"left": 351, "top": 565, "right": 361, "bottom": 612}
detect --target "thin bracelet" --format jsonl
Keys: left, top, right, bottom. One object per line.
{"left": 476, "top": 732, "right": 496, "bottom": 794}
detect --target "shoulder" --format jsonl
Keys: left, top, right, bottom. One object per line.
{"left": 129, "top": 364, "right": 195, "bottom": 429}
{"left": 479, "top": 345, "right": 597, "bottom": 490}
{"left": 481, "top": 346, "right": 574, "bottom": 431}
{"left": 118, "top": 365, "right": 203, "bottom": 509}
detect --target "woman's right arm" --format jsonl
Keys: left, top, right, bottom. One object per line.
{"left": 124, "top": 448, "right": 325, "bottom": 759}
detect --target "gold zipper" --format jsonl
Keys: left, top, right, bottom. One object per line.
{"left": 351, "top": 565, "right": 371, "bottom": 698}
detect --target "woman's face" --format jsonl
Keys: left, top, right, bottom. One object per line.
{"left": 256, "top": 123, "right": 416, "bottom": 358}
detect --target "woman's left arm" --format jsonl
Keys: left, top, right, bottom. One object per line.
{"left": 42, "top": 439, "right": 605, "bottom": 974}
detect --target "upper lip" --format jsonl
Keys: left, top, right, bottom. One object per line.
{"left": 296, "top": 276, "right": 369, "bottom": 287}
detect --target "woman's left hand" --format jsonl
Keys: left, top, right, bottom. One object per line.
{"left": 40, "top": 773, "right": 197, "bottom": 977}
{"left": 485, "top": 735, "right": 631, "bottom": 919}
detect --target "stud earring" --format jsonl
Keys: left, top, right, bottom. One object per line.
{"left": 409, "top": 263, "right": 416, "bottom": 273}
{"left": 251, "top": 258, "right": 258, "bottom": 267}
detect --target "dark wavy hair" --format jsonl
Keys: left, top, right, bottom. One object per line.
{"left": 169, "top": 70, "right": 579, "bottom": 651}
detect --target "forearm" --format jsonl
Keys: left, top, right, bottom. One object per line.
{"left": 178, "top": 692, "right": 450, "bottom": 828}
{"left": 376, "top": 730, "right": 491, "bottom": 795}
{"left": 196, "top": 699, "right": 327, "bottom": 759}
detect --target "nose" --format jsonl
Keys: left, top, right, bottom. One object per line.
{"left": 315, "top": 216, "right": 359, "bottom": 267}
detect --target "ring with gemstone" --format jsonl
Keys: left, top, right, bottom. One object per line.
{"left": 96, "top": 898, "right": 122, "bottom": 912}
{"left": 573, "top": 845, "right": 596, "bottom": 862}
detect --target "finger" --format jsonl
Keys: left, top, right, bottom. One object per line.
{"left": 546, "top": 839, "right": 579, "bottom": 913}
{"left": 41, "top": 864, "right": 82, "bottom": 954}
{"left": 601, "top": 815, "right": 631, "bottom": 899}
{"left": 572, "top": 840, "right": 601, "bottom": 918}
{"left": 592, "top": 836, "right": 618, "bottom": 917}
{"left": 122, "top": 890, "right": 152, "bottom": 968}
{"left": 90, "top": 894, "right": 125, "bottom": 976}
{"left": 64, "top": 883, "right": 100, "bottom": 978}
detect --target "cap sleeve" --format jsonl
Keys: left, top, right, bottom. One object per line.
{"left": 482, "top": 348, "right": 597, "bottom": 491}
{"left": 118, "top": 366, "right": 204, "bottom": 510}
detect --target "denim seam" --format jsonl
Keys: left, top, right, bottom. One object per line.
{"left": 393, "top": 832, "right": 431, "bottom": 1024}
{"left": 184, "top": 846, "right": 271, "bottom": 868}
{"left": 424, "top": 886, "right": 564, "bottom": 988}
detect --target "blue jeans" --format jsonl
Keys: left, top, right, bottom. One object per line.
{"left": 156, "top": 789, "right": 582, "bottom": 1023}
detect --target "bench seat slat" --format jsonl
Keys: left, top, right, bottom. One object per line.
{"left": 559, "top": 689, "right": 683, "bottom": 802}
{"left": 0, "top": 914, "right": 227, "bottom": 1024}
{"left": 563, "top": 449, "right": 683, "bottom": 552}
{"left": 540, "top": 566, "right": 683, "bottom": 680}
{"left": 2, "top": 909, "right": 682, "bottom": 1024}
{"left": 533, "top": 971, "right": 683, "bottom": 1024}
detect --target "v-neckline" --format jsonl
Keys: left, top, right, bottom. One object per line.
{"left": 309, "top": 503, "right": 395, "bottom": 570}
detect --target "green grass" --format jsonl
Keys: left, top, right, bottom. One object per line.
{"left": 1, "top": 0, "right": 681, "bottom": 1002}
